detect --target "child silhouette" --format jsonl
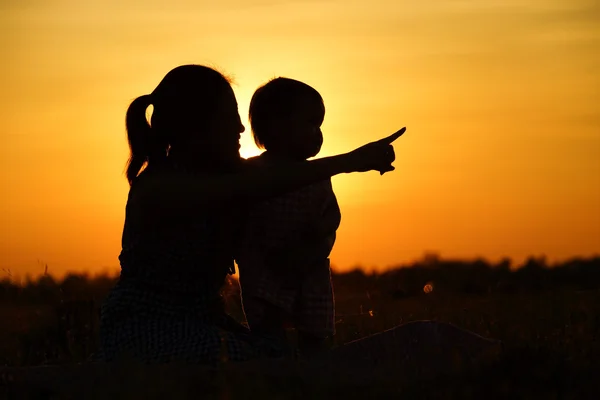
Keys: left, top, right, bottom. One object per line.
{"left": 237, "top": 78, "right": 340, "bottom": 358}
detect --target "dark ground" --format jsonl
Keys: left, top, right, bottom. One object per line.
{"left": 1, "top": 255, "right": 599, "bottom": 398}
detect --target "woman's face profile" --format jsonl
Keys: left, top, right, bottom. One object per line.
{"left": 202, "top": 85, "right": 246, "bottom": 165}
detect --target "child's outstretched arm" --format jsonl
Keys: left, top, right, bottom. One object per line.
{"left": 131, "top": 128, "right": 406, "bottom": 216}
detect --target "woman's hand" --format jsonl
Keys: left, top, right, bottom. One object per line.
{"left": 345, "top": 127, "right": 406, "bottom": 175}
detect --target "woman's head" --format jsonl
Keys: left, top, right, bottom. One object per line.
{"left": 125, "top": 65, "right": 245, "bottom": 185}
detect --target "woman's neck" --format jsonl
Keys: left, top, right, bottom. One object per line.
{"left": 168, "top": 149, "right": 242, "bottom": 173}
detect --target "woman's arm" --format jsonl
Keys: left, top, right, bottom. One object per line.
{"left": 131, "top": 128, "right": 405, "bottom": 214}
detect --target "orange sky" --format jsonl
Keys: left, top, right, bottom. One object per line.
{"left": 1, "top": 0, "right": 599, "bottom": 278}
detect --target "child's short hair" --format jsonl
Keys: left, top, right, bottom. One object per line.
{"left": 249, "top": 77, "right": 324, "bottom": 150}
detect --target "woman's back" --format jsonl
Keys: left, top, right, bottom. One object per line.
{"left": 96, "top": 165, "right": 265, "bottom": 364}
{"left": 119, "top": 165, "right": 235, "bottom": 293}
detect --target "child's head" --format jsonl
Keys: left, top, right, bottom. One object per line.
{"left": 249, "top": 77, "right": 325, "bottom": 160}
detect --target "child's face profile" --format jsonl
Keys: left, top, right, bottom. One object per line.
{"left": 281, "top": 99, "right": 324, "bottom": 160}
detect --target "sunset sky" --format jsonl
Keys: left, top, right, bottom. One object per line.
{"left": 1, "top": 0, "right": 599, "bottom": 278}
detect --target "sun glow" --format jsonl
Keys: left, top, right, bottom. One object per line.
{"left": 2, "top": 0, "right": 599, "bottom": 278}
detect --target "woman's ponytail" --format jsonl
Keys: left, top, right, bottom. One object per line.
{"left": 125, "top": 94, "right": 164, "bottom": 185}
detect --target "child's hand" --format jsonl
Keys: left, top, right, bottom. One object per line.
{"left": 345, "top": 127, "right": 406, "bottom": 175}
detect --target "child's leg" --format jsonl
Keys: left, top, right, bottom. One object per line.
{"left": 294, "top": 265, "right": 335, "bottom": 359}
{"left": 254, "top": 301, "right": 301, "bottom": 358}
{"left": 244, "top": 297, "right": 289, "bottom": 348}
{"left": 297, "top": 330, "right": 331, "bottom": 359}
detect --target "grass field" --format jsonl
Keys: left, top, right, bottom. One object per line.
{"left": 1, "top": 257, "right": 599, "bottom": 398}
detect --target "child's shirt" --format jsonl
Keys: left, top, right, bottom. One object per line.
{"left": 236, "top": 152, "right": 341, "bottom": 335}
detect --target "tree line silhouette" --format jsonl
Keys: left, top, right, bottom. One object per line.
{"left": 1, "top": 254, "right": 598, "bottom": 306}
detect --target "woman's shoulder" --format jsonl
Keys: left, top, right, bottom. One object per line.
{"left": 131, "top": 161, "right": 220, "bottom": 191}
{"left": 127, "top": 162, "right": 212, "bottom": 213}
{"left": 128, "top": 163, "right": 175, "bottom": 198}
